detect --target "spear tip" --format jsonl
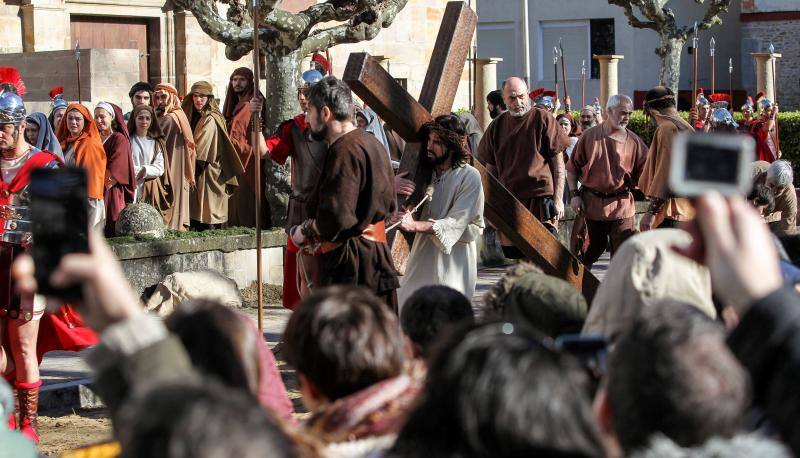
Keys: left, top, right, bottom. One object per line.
{"left": 769, "top": 42, "right": 775, "bottom": 53}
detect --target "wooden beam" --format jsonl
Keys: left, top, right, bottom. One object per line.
{"left": 418, "top": 1, "right": 478, "bottom": 117}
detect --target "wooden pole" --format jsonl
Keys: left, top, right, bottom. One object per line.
{"left": 553, "top": 47, "right": 559, "bottom": 101}
{"left": 75, "top": 40, "right": 82, "bottom": 104}
{"left": 252, "top": 0, "right": 264, "bottom": 333}
{"left": 559, "top": 39, "right": 568, "bottom": 108}
{"left": 692, "top": 23, "right": 699, "bottom": 104}
{"left": 769, "top": 43, "right": 780, "bottom": 155}
{"left": 580, "top": 59, "right": 586, "bottom": 109}
{"left": 710, "top": 37, "right": 716, "bottom": 94}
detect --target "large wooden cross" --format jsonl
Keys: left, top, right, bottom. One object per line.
{"left": 344, "top": 1, "right": 599, "bottom": 301}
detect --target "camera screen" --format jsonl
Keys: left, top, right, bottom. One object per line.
{"left": 685, "top": 142, "right": 740, "bottom": 184}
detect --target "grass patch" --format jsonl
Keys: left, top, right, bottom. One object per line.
{"left": 107, "top": 226, "right": 282, "bottom": 245}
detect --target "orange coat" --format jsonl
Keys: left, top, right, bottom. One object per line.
{"left": 57, "top": 104, "right": 107, "bottom": 200}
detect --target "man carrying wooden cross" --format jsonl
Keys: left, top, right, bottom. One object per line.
{"left": 478, "top": 76, "right": 570, "bottom": 259}
{"left": 290, "top": 76, "right": 399, "bottom": 309}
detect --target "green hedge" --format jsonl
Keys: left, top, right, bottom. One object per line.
{"left": 623, "top": 111, "right": 800, "bottom": 185}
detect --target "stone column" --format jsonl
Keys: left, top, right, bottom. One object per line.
{"left": 593, "top": 54, "right": 624, "bottom": 110}
{"left": 20, "top": 0, "right": 70, "bottom": 52}
{"left": 752, "top": 51, "right": 782, "bottom": 103}
{"left": 474, "top": 57, "right": 502, "bottom": 130}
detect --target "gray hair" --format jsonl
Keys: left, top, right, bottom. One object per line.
{"left": 606, "top": 94, "right": 633, "bottom": 111}
{"left": 767, "top": 160, "right": 794, "bottom": 188}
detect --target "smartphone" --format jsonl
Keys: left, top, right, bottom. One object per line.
{"left": 555, "top": 334, "right": 608, "bottom": 380}
{"left": 30, "top": 167, "right": 89, "bottom": 301}
{"left": 669, "top": 132, "right": 754, "bottom": 197}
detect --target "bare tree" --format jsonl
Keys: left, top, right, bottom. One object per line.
{"left": 172, "top": 0, "right": 408, "bottom": 225}
{"left": 608, "top": 0, "right": 732, "bottom": 95}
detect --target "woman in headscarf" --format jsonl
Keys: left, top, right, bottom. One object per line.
{"left": 182, "top": 81, "right": 244, "bottom": 230}
{"left": 94, "top": 102, "right": 136, "bottom": 237}
{"left": 356, "top": 106, "right": 391, "bottom": 157}
{"left": 56, "top": 103, "right": 108, "bottom": 230}
{"left": 127, "top": 104, "right": 171, "bottom": 214}
{"left": 23, "top": 112, "right": 63, "bottom": 159}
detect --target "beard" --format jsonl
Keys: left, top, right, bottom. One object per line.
{"left": 509, "top": 107, "right": 528, "bottom": 118}
{"left": 422, "top": 149, "right": 450, "bottom": 167}
{"left": 489, "top": 107, "right": 503, "bottom": 119}
{"left": 309, "top": 123, "right": 328, "bottom": 142}
{"left": 0, "top": 126, "right": 18, "bottom": 154}
{"left": 155, "top": 105, "right": 166, "bottom": 116}
{"left": 581, "top": 121, "right": 596, "bottom": 130}
{"left": 232, "top": 84, "right": 248, "bottom": 94}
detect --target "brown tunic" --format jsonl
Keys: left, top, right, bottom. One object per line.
{"left": 477, "top": 107, "right": 570, "bottom": 199}
{"left": 752, "top": 162, "right": 797, "bottom": 232}
{"left": 159, "top": 115, "right": 192, "bottom": 230}
{"left": 191, "top": 115, "right": 244, "bottom": 224}
{"left": 638, "top": 113, "right": 695, "bottom": 221}
{"left": 567, "top": 123, "right": 648, "bottom": 221}
{"left": 308, "top": 129, "right": 399, "bottom": 297}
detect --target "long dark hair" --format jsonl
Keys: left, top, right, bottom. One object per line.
{"left": 419, "top": 113, "right": 472, "bottom": 169}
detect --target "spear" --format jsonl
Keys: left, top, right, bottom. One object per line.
{"left": 692, "top": 22, "right": 699, "bottom": 104}
{"left": 728, "top": 58, "right": 733, "bottom": 109}
{"left": 252, "top": 0, "right": 264, "bottom": 332}
{"left": 581, "top": 59, "right": 586, "bottom": 108}
{"left": 553, "top": 46, "right": 559, "bottom": 101}
{"left": 74, "top": 40, "right": 82, "bottom": 104}
{"left": 709, "top": 37, "right": 716, "bottom": 94}
{"left": 559, "top": 38, "right": 569, "bottom": 108}
{"left": 769, "top": 43, "right": 780, "bottom": 156}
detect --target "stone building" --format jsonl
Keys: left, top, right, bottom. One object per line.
{"left": 0, "top": 0, "right": 473, "bottom": 116}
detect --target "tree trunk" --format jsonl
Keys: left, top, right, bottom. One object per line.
{"left": 658, "top": 35, "right": 686, "bottom": 98}
{"left": 261, "top": 50, "right": 302, "bottom": 228}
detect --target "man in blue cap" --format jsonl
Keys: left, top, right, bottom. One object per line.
{"left": 250, "top": 68, "right": 327, "bottom": 309}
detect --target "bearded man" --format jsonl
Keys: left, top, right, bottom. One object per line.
{"left": 123, "top": 81, "right": 153, "bottom": 122}
{"left": 223, "top": 67, "right": 268, "bottom": 228}
{"left": 153, "top": 83, "right": 196, "bottom": 230}
{"left": 566, "top": 95, "right": 648, "bottom": 268}
{"left": 486, "top": 89, "right": 506, "bottom": 120}
{"left": 579, "top": 106, "right": 598, "bottom": 131}
{"left": 393, "top": 114, "right": 484, "bottom": 309}
{"left": 638, "top": 86, "right": 696, "bottom": 231}
{"left": 477, "top": 76, "right": 570, "bottom": 259}
{"left": 289, "top": 76, "right": 399, "bottom": 310}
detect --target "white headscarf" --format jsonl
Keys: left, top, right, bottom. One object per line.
{"left": 95, "top": 101, "right": 115, "bottom": 120}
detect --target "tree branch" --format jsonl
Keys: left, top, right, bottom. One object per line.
{"left": 299, "top": 0, "right": 407, "bottom": 55}
{"left": 607, "top": 0, "right": 658, "bottom": 30}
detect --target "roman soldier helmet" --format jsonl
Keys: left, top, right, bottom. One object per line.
{"left": 709, "top": 102, "right": 738, "bottom": 130}
{"left": 301, "top": 69, "right": 324, "bottom": 87}
{"left": 695, "top": 88, "right": 710, "bottom": 107}
{"left": 529, "top": 88, "right": 556, "bottom": 111}
{"left": 0, "top": 67, "right": 26, "bottom": 125}
{"left": 49, "top": 86, "right": 68, "bottom": 114}
{"left": 741, "top": 96, "right": 754, "bottom": 114}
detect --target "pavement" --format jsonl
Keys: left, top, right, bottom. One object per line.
{"left": 39, "top": 254, "right": 610, "bottom": 413}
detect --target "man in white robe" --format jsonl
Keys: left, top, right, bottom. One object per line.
{"left": 394, "top": 115, "right": 485, "bottom": 310}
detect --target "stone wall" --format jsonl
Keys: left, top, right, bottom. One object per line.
{"left": 741, "top": 19, "right": 800, "bottom": 110}
{"left": 110, "top": 230, "right": 286, "bottom": 298}
{"left": 0, "top": 48, "right": 140, "bottom": 114}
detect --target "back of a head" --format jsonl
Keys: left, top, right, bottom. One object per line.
{"left": 607, "top": 302, "right": 751, "bottom": 454}
{"left": 165, "top": 299, "right": 260, "bottom": 396}
{"left": 487, "top": 89, "right": 506, "bottom": 108}
{"left": 629, "top": 433, "right": 791, "bottom": 458}
{"left": 389, "top": 322, "right": 604, "bottom": 458}
{"left": 284, "top": 286, "right": 405, "bottom": 401}
{"left": 400, "top": 285, "right": 474, "bottom": 359}
{"left": 305, "top": 76, "right": 354, "bottom": 122}
{"left": 118, "top": 380, "right": 298, "bottom": 458}
{"left": 502, "top": 270, "right": 588, "bottom": 337}
{"left": 583, "top": 229, "right": 716, "bottom": 342}
{"left": 483, "top": 262, "right": 544, "bottom": 318}
{"left": 644, "top": 86, "right": 676, "bottom": 111}
{"left": 767, "top": 160, "right": 794, "bottom": 189}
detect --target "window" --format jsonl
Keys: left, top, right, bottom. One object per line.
{"left": 590, "top": 19, "right": 615, "bottom": 79}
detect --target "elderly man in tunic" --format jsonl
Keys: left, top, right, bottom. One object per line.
{"left": 154, "top": 83, "right": 196, "bottom": 230}
{"left": 477, "top": 76, "right": 570, "bottom": 259}
{"left": 752, "top": 160, "right": 797, "bottom": 235}
{"left": 183, "top": 81, "right": 245, "bottom": 230}
{"left": 638, "top": 86, "right": 695, "bottom": 231}
{"left": 567, "top": 95, "right": 648, "bottom": 268}
{"left": 290, "top": 76, "right": 399, "bottom": 310}
{"left": 393, "top": 114, "right": 484, "bottom": 310}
